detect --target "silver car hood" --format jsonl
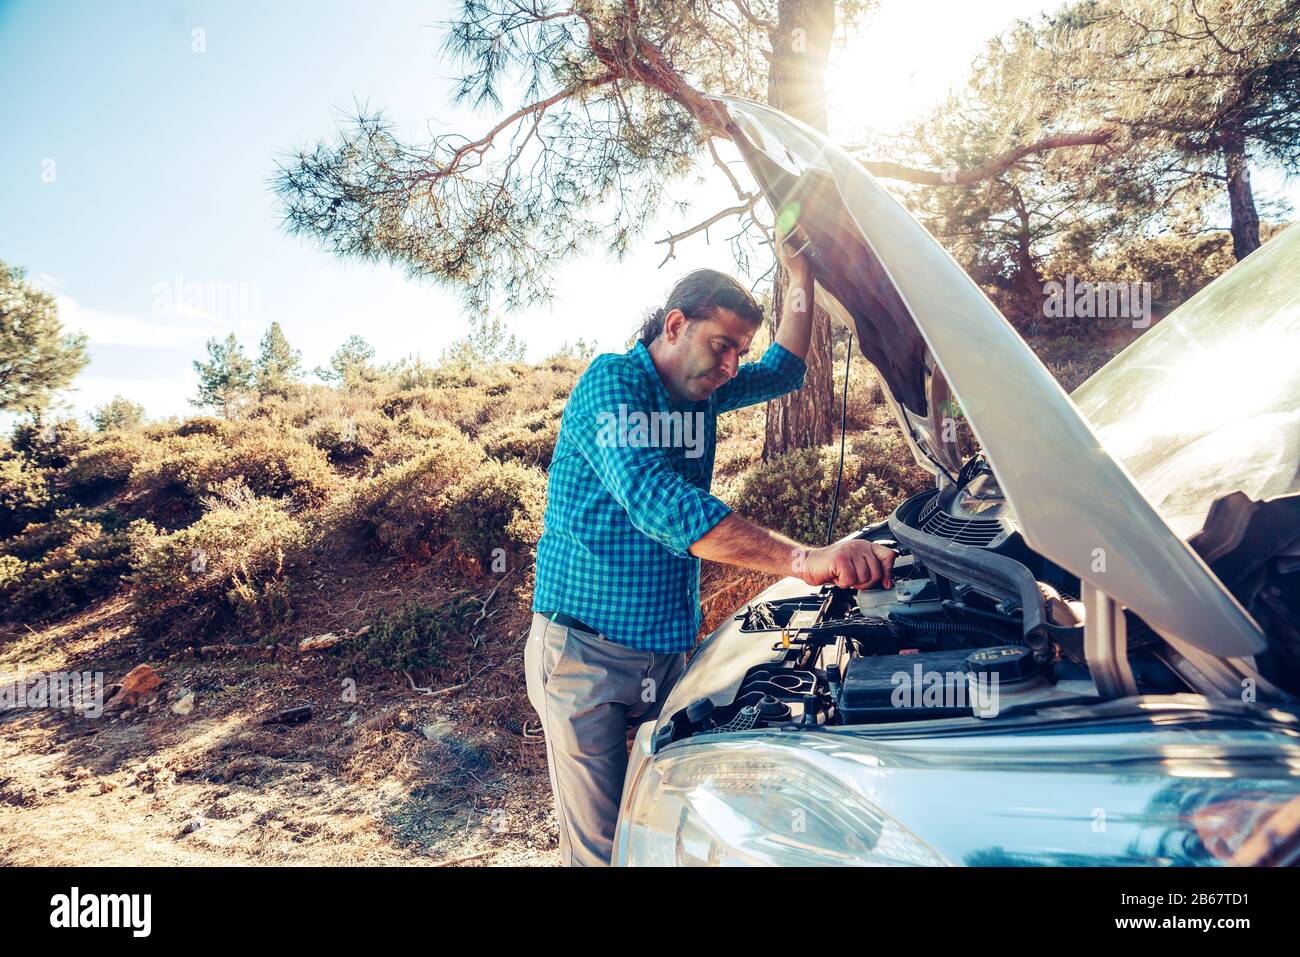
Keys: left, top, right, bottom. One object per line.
{"left": 717, "top": 95, "right": 1265, "bottom": 658}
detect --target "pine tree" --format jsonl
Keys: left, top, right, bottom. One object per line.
{"left": 314, "top": 335, "right": 377, "bottom": 388}
{"left": 270, "top": 1, "right": 1128, "bottom": 454}
{"left": 192, "top": 333, "right": 254, "bottom": 418}
{"left": 91, "top": 395, "right": 146, "bottom": 431}
{"left": 254, "top": 322, "right": 303, "bottom": 398}
{"left": 1, "top": 261, "right": 89, "bottom": 413}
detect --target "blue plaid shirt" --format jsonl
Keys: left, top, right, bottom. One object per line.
{"left": 533, "top": 340, "right": 807, "bottom": 652}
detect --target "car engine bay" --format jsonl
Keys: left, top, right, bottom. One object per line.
{"left": 657, "top": 455, "right": 1208, "bottom": 747}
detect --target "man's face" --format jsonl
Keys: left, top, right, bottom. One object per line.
{"left": 658, "top": 307, "right": 756, "bottom": 403}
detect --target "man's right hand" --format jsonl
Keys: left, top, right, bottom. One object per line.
{"left": 796, "top": 540, "right": 896, "bottom": 590}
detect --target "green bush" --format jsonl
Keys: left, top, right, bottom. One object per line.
{"left": 0, "top": 515, "right": 152, "bottom": 621}
{"left": 734, "top": 435, "right": 930, "bottom": 544}
{"left": 335, "top": 597, "right": 476, "bottom": 676}
{"left": 444, "top": 458, "right": 546, "bottom": 565}
{"left": 128, "top": 482, "right": 307, "bottom": 636}
{"left": 63, "top": 435, "right": 146, "bottom": 500}
{"left": 0, "top": 456, "right": 53, "bottom": 539}
{"left": 326, "top": 428, "right": 485, "bottom": 556}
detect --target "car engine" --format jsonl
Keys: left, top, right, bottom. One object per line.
{"left": 658, "top": 455, "right": 1191, "bottom": 746}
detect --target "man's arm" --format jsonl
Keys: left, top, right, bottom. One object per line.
{"left": 710, "top": 224, "right": 815, "bottom": 414}
{"left": 772, "top": 223, "right": 815, "bottom": 361}
{"left": 690, "top": 512, "right": 896, "bottom": 590}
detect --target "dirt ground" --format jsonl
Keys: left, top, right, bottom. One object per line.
{"left": 0, "top": 545, "right": 773, "bottom": 867}
{"left": 0, "top": 555, "right": 561, "bottom": 867}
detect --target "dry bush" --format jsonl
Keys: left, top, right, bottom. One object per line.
{"left": 444, "top": 458, "right": 547, "bottom": 567}
{"left": 0, "top": 511, "right": 152, "bottom": 621}
{"left": 714, "top": 404, "right": 766, "bottom": 489}
{"left": 130, "top": 428, "right": 335, "bottom": 512}
{"left": 0, "top": 456, "right": 53, "bottom": 538}
{"left": 303, "top": 412, "right": 393, "bottom": 463}
{"left": 63, "top": 434, "right": 148, "bottom": 501}
{"left": 481, "top": 403, "right": 563, "bottom": 468}
{"left": 379, "top": 386, "right": 501, "bottom": 437}
{"left": 175, "top": 416, "right": 226, "bottom": 438}
{"left": 128, "top": 481, "right": 307, "bottom": 638}
{"left": 321, "top": 426, "right": 485, "bottom": 557}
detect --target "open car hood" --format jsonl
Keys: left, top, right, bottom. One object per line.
{"left": 716, "top": 95, "right": 1265, "bottom": 659}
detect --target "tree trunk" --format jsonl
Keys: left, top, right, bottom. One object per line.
{"left": 762, "top": 0, "right": 836, "bottom": 459}
{"left": 1009, "top": 185, "right": 1043, "bottom": 333}
{"left": 1223, "top": 132, "right": 1260, "bottom": 261}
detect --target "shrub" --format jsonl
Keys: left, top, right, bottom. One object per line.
{"left": 304, "top": 412, "right": 391, "bottom": 463}
{"left": 10, "top": 418, "right": 90, "bottom": 470}
{"left": 0, "top": 457, "right": 53, "bottom": 538}
{"left": 734, "top": 447, "right": 861, "bottom": 544}
{"left": 444, "top": 458, "right": 546, "bottom": 565}
{"left": 1, "top": 513, "right": 90, "bottom": 561}
{"left": 847, "top": 432, "right": 932, "bottom": 500}
{"left": 218, "top": 434, "right": 335, "bottom": 509}
{"left": 0, "top": 515, "right": 152, "bottom": 621}
{"left": 0, "top": 555, "right": 28, "bottom": 591}
{"left": 130, "top": 432, "right": 223, "bottom": 493}
{"left": 335, "top": 597, "right": 476, "bottom": 676}
{"left": 325, "top": 428, "right": 485, "bottom": 556}
{"left": 130, "top": 430, "right": 334, "bottom": 511}
{"left": 733, "top": 436, "right": 929, "bottom": 544}
{"left": 128, "top": 481, "right": 307, "bottom": 637}
{"left": 378, "top": 388, "right": 440, "bottom": 419}
{"left": 63, "top": 435, "right": 146, "bottom": 500}
{"left": 175, "top": 416, "right": 225, "bottom": 438}
{"left": 481, "top": 404, "right": 562, "bottom": 467}
{"left": 842, "top": 357, "right": 885, "bottom": 430}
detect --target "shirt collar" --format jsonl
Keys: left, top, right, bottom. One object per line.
{"left": 631, "top": 340, "right": 695, "bottom": 412}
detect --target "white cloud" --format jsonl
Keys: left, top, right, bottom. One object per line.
{"left": 58, "top": 373, "right": 198, "bottom": 421}
{"left": 54, "top": 293, "right": 227, "bottom": 348}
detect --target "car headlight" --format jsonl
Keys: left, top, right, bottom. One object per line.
{"left": 615, "top": 732, "right": 947, "bottom": 866}
{"left": 616, "top": 720, "right": 1300, "bottom": 867}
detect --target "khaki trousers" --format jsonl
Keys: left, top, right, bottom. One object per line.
{"left": 525, "top": 612, "right": 686, "bottom": 866}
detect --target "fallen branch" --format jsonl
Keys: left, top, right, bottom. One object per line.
{"left": 432, "top": 849, "right": 495, "bottom": 867}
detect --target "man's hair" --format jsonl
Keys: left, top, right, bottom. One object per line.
{"left": 637, "top": 269, "right": 764, "bottom": 345}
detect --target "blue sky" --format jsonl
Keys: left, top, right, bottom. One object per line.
{"left": 2, "top": 0, "right": 1295, "bottom": 422}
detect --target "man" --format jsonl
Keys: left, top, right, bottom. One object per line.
{"left": 527, "top": 229, "right": 898, "bottom": 866}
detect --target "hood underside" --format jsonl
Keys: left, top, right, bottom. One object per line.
{"left": 715, "top": 94, "right": 1266, "bottom": 660}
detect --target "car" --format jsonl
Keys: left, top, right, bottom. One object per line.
{"left": 611, "top": 95, "right": 1300, "bottom": 867}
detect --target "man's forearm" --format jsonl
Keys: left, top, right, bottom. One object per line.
{"left": 691, "top": 512, "right": 898, "bottom": 590}
{"left": 773, "top": 269, "right": 814, "bottom": 360}
{"left": 689, "top": 513, "right": 806, "bottom": 577}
